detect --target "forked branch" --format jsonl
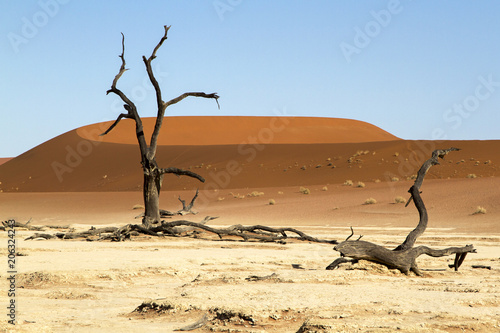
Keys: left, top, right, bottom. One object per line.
{"left": 103, "top": 32, "right": 148, "bottom": 153}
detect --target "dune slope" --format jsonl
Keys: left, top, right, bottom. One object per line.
{"left": 0, "top": 116, "right": 498, "bottom": 192}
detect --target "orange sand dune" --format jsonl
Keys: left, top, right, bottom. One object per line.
{"left": 0, "top": 116, "right": 498, "bottom": 192}
{"left": 76, "top": 116, "right": 400, "bottom": 145}
{"left": 0, "top": 158, "right": 11, "bottom": 166}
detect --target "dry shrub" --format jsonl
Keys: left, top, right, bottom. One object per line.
{"left": 391, "top": 177, "right": 399, "bottom": 182}
{"left": 356, "top": 181, "right": 365, "bottom": 188}
{"left": 394, "top": 196, "right": 406, "bottom": 204}
{"left": 364, "top": 198, "right": 377, "bottom": 205}
{"left": 299, "top": 187, "right": 310, "bottom": 194}
{"left": 322, "top": 186, "right": 328, "bottom": 191}
{"left": 277, "top": 191, "right": 284, "bottom": 195}
{"left": 268, "top": 199, "right": 276, "bottom": 205}
{"left": 217, "top": 197, "right": 225, "bottom": 201}
{"left": 472, "top": 206, "right": 486, "bottom": 215}
{"left": 230, "top": 192, "right": 245, "bottom": 199}
{"left": 46, "top": 291, "right": 97, "bottom": 300}
{"left": 467, "top": 174, "right": 477, "bottom": 179}
{"left": 344, "top": 179, "right": 353, "bottom": 186}
{"left": 247, "top": 191, "right": 264, "bottom": 197}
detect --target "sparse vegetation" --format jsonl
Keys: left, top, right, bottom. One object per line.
{"left": 322, "top": 186, "right": 328, "bottom": 191}
{"left": 268, "top": 199, "right": 276, "bottom": 205}
{"left": 394, "top": 196, "right": 406, "bottom": 204}
{"left": 472, "top": 206, "right": 486, "bottom": 215}
{"left": 299, "top": 187, "right": 310, "bottom": 194}
{"left": 391, "top": 177, "right": 399, "bottom": 182}
{"left": 344, "top": 180, "right": 353, "bottom": 186}
{"left": 467, "top": 174, "right": 477, "bottom": 179}
{"left": 363, "top": 198, "right": 377, "bottom": 205}
{"left": 230, "top": 192, "right": 245, "bottom": 199}
{"left": 356, "top": 181, "right": 365, "bottom": 188}
{"left": 278, "top": 191, "right": 284, "bottom": 195}
{"left": 247, "top": 191, "right": 264, "bottom": 197}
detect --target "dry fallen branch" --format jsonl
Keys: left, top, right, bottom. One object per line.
{"left": 23, "top": 217, "right": 337, "bottom": 245}
{"left": 326, "top": 148, "right": 476, "bottom": 276}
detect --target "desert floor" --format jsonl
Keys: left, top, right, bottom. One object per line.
{"left": 1, "top": 179, "right": 499, "bottom": 332}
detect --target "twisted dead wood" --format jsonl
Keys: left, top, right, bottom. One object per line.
{"left": 326, "top": 147, "right": 476, "bottom": 276}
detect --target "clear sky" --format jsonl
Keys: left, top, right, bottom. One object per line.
{"left": 1, "top": 0, "right": 500, "bottom": 157}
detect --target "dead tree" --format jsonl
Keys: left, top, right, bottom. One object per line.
{"left": 103, "top": 26, "right": 219, "bottom": 227}
{"left": 326, "top": 147, "right": 476, "bottom": 276}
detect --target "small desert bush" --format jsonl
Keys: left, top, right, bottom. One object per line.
{"left": 466, "top": 174, "right": 477, "bottom": 179}
{"left": 278, "top": 191, "right": 284, "bottom": 195}
{"left": 132, "top": 204, "right": 144, "bottom": 210}
{"left": 363, "top": 198, "right": 377, "bottom": 205}
{"left": 394, "top": 196, "right": 406, "bottom": 204}
{"left": 299, "top": 187, "right": 310, "bottom": 194}
{"left": 472, "top": 206, "right": 486, "bottom": 215}
{"left": 322, "top": 186, "right": 328, "bottom": 191}
{"left": 344, "top": 179, "right": 353, "bottom": 186}
{"left": 391, "top": 177, "right": 399, "bottom": 182}
{"left": 230, "top": 192, "right": 245, "bottom": 199}
{"left": 356, "top": 181, "right": 365, "bottom": 188}
{"left": 247, "top": 191, "right": 264, "bottom": 197}
{"left": 268, "top": 199, "right": 276, "bottom": 205}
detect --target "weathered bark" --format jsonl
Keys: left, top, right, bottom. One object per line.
{"left": 326, "top": 147, "right": 476, "bottom": 276}
{"left": 102, "top": 25, "right": 218, "bottom": 227}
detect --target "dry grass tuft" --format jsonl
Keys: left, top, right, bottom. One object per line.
{"left": 467, "top": 174, "right": 477, "bottom": 179}
{"left": 247, "top": 191, "right": 264, "bottom": 197}
{"left": 356, "top": 181, "right": 365, "bottom": 188}
{"left": 344, "top": 180, "right": 353, "bottom": 186}
{"left": 322, "top": 186, "right": 328, "bottom": 191}
{"left": 363, "top": 198, "right": 377, "bottom": 205}
{"left": 299, "top": 187, "right": 310, "bottom": 194}
{"left": 230, "top": 192, "right": 245, "bottom": 199}
{"left": 268, "top": 199, "right": 276, "bottom": 205}
{"left": 394, "top": 196, "right": 406, "bottom": 204}
{"left": 472, "top": 206, "right": 486, "bottom": 215}
{"left": 391, "top": 177, "right": 400, "bottom": 182}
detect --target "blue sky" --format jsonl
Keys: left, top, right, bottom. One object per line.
{"left": 1, "top": 0, "right": 500, "bottom": 157}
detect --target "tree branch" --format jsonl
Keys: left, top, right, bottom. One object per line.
{"left": 143, "top": 26, "right": 170, "bottom": 159}
{"left": 164, "top": 92, "right": 220, "bottom": 109}
{"left": 100, "top": 111, "right": 132, "bottom": 136}
{"left": 395, "top": 147, "right": 460, "bottom": 251}
{"left": 105, "top": 32, "right": 148, "bottom": 154}
{"left": 159, "top": 167, "right": 205, "bottom": 183}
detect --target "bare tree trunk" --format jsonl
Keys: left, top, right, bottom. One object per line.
{"left": 143, "top": 169, "right": 162, "bottom": 227}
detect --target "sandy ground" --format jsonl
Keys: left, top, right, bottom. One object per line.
{"left": 1, "top": 178, "right": 499, "bottom": 332}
